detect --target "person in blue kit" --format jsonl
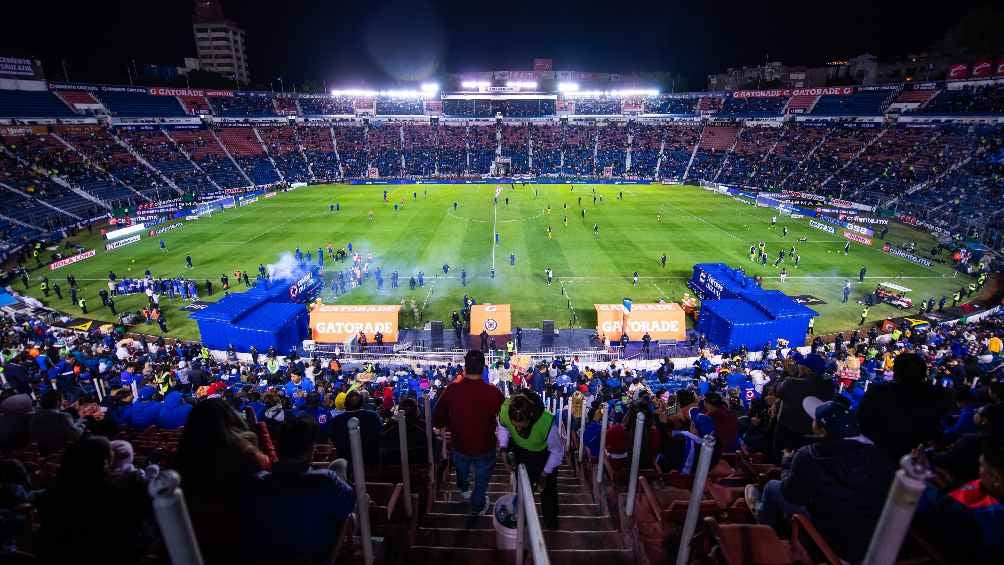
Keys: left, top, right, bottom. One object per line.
{"left": 284, "top": 371, "right": 315, "bottom": 398}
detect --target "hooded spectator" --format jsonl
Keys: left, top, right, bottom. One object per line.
{"left": 746, "top": 397, "right": 895, "bottom": 562}
{"left": 29, "top": 390, "right": 83, "bottom": 455}
{"left": 857, "top": 352, "right": 950, "bottom": 462}
{"left": 156, "top": 390, "right": 192, "bottom": 430}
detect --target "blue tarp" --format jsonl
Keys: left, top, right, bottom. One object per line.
{"left": 190, "top": 280, "right": 311, "bottom": 352}
{"left": 691, "top": 264, "right": 818, "bottom": 351}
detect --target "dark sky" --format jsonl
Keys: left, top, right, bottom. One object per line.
{"left": 0, "top": 0, "right": 990, "bottom": 88}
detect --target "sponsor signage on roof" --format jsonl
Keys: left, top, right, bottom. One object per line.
{"left": 732, "top": 87, "right": 855, "bottom": 98}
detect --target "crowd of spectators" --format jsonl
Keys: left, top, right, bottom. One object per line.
{"left": 913, "top": 84, "right": 1004, "bottom": 116}
{"left": 403, "top": 124, "right": 438, "bottom": 176}
{"left": 530, "top": 123, "right": 563, "bottom": 175}
{"left": 500, "top": 123, "right": 530, "bottom": 174}
{"left": 375, "top": 96, "right": 424, "bottom": 116}
{"left": 332, "top": 125, "right": 368, "bottom": 178}
{"left": 571, "top": 97, "right": 622, "bottom": 116}
{"left": 367, "top": 123, "right": 404, "bottom": 177}
{"left": 299, "top": 96, "right": 355, "bottom": 116}
{"left": 208, "top": 96, "right": 277, "bottom": 118}
{"left": 297, "top": 125, "right": 339, "bottom": 181}
{"left": 1, "top": 294, "right": 1002, "bottom": 562}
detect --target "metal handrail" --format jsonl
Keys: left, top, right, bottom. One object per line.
{"left": 675, "top": 434, "right": 716, "bottom": 565}
{"left": 515, "top": 464, "right": 551, "bottom": 565}
{"left": 577, "top": 399, "right": 587, "bottom": 463}
{"left": 348, "top": 417, "right": 374, "bottom": 565}
{"left": 625, "top": 412, "right": 645, "bottom": 517}
{"left": 393, "top": 412, "right": 414, "bottom": 518}
{"left": 862, "top": 454, "right": 932, "bottom": 565}
{"left": 423, "top": 393, "right": 437, "bottom": 502}
{"left": 149, "top": 470, "right": 205, "bottom": 565}
{"left": 595, "top": 403, "right": 609, "bottom": 485}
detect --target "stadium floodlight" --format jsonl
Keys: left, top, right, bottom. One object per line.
{"left": 461, "top": 80, "right": 490, "bottom": 89}
{"left": 421, "top": 83, "right": 439, "bottom": 93}
{"left": 558, "top": 82, "right": 580, "bottom": 92}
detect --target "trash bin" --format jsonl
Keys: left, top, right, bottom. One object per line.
{"left": 493, "top": 493, "right": 519, "bottom": 550}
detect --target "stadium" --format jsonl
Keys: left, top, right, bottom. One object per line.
{"left": 0, "top": 1, "right": 1003, "bottom": 564}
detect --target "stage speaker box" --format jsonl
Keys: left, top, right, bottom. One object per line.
{"left": 430, "top": 321, "right": 443, "bottom": 347}
{"left": 541, "top": 320, "right": 555, "bottom": 347}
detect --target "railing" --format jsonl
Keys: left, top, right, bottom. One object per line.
{"left": 675, "top": 434, "right": 716, "bottom": 565}
{"left": 862, "top": 454, "right": 932, "bottom": 565}
{"left": 423, "top": 394, "right": 438, "bottom": 507}
{"left": 595, "top": 403, "right": 610, "bottom": 485}
{"left": 625, "top": 412, "right": 645, "bottom": 517}
{"left": 348, "top": 417, "right": 375, "bottom": 565}
{"left": 515, "top": 464, "right": 551, "bottom": 565}
{"left": 149, "top": 470, "right": 205, "bottom": 565}
{"left": 393, "top": 412, "right": 414, "bottom": 518}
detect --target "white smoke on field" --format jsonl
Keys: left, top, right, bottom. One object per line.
{"left": 267, "top": 252, "right": 308, "bottom": 282}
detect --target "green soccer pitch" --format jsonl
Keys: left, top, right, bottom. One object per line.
{"left": 23, "top": 183, "right": 967, "bottom": 342}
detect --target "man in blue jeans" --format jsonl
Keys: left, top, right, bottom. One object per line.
{"left": 433, "top": 350, "right": 504, "bottom": 513}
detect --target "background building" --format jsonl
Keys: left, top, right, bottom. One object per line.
{"left": 192, "top": 0, "right": 249, "bottom": 84}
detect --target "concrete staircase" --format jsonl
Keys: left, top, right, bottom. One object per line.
{"left": 408, "top": 458, "right": 632, "bottom": 565}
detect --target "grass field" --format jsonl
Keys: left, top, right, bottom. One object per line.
{"left": 23, "top": 183, "right": 969, "bottom": 342}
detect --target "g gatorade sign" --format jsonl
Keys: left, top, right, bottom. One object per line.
{"left": 469, "top": 304, "right": 512, "bottom": 336}
{"left": 594, "top": 303, "right": 686, "bottom": 341}
{"left": 310, "top": 304, "right": 401, "bottom": 343}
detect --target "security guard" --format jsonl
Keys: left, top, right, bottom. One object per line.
{"left": 968, "top": 282, "right": 977, "bottom": 297}
{"left": 952, "top": 290, "right": 961, "bottom": 307}
{"left": 859, "top": 306, "right": 869, "bottom": 326}
{"left": 978, "top": 272, "right": 988, "bottom": 288}
{"left": 40, "top": 278, "right": 49, "bottom": 297}
{"left": 78, "top": 297, "right": 87, "bottom": 314}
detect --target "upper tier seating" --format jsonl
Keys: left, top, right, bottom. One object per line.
{"left": 96, "top": 91, "right": 186, "bottom": 117}
{"left": 0, "top": 90, "right": 75, "bottom": 118}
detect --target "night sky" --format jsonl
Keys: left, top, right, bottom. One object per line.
{"left": 0, "top": 0, "right": 991, "bottom": 88}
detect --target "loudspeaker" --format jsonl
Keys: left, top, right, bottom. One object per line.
{"left": 430, "top": 321, "right": 443, "bottom": 347}
{"left": 541, "top": 320, "right": 555, "bottom": 347}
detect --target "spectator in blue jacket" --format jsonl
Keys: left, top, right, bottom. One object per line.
{"left": 126, "top": 386, "right": 163, "bottom": 429}
{"left": 240, "top": 418, "right": 354, "bottom": 562}
{"left": 156, "top": 391, "right": 192, "bottom": 430}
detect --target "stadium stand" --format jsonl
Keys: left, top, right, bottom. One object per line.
{"left": 913, "top": 84, "right": 1004, "bottom": 116}
{"left": 660, "top": 124, "right": 703, "bottom": 179}
{"left": 784, "top": 93, "right": 819, "bottom": 114}
{"left": 54, "top": 126, "right": 162, "bottom": 202}
{"left": 500, "top": 123, "right": 529, "bottom": 174}
{"left": 375, "top": 96, "right": 424, "bottom": 116}
{"left": 467, "top": 125, "right": 497, "bottom": 174}
{"left": 402, "top": 124, "right": 438, "bottom": 176}
{"left": 719, "top": 95, "right": 786, "bottom": 118}
{"left": 687, "top": 125, "right": 739, "bottom": 181}
{"left": 644, "top": 96, "right": 697, "bottom": 115}
{"left": 95, "top": 91, "right": 187, "bottom": 118}
{"left": 716, "top": 125, "right": 785, "bottom": 186}
{"left": 595, "top": 123, "right": 629, "bottom": 176}
{"left": 299, "top": 96, "right": 355, "bottom": 116}
{"left": 209, "top": 95, "right": 277, "bottom": 118}
{"left": 784, "top": 125, "right": 880, "bottom": 191}
{"left": 571, "top": 97, "right": 621, "bottom": 115}
{"left": 215, "top": 127, "right": 280, "bottom": 185}
{"left": 167, "top": 128, "right": 250, "bottom": 189}
{"left": 810, "top": 89, "right": 894, "bottom": 116}
{"left": 256, "top": 125, "right": 311, "bottom": 182}
{"left": 367, "top": 122, "right": 403, "bottom": 177}
{"left": 117, "top": 128, "right": 216, "bottom": 195}
{"left": 176, "top": 95, "right": 212, "bottom": 116}
{"left": 628, "top": 122, "right": 663, "bottom": 178}
{"left": 297, "top": 124, "right": 340, "bottom": 180}
{"left": 530, "top": 123, "right": 563, "bottom": 175}
{"left": 272, "top": 96, "right": 300, "bottom": 116}
{"left": 563, "top": 124, "right": 596, "bottom": 176}
{"left": 332, "top": 124, "right": 367, "bottom": 178}
{"left": 696, "top": 96, "right": 725, "bottom": 114}
{"left": 436, "top": 124, "right": 467, "bottom": 176}
{"left": 0, "top": 90, "right": 76, "bottom": 118}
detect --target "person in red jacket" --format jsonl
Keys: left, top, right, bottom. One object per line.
{"left": 433, "top": 350, "right": 504, "bottom": 514}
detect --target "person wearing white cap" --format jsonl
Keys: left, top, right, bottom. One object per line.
{"left": 743, "top": 396, "right": 895, "bottom": 563}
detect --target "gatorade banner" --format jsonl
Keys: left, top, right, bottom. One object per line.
{"left": 310, "top": 304, "right": 401, "bottom": 343}
{"left": 469, "top": 304, "right": 512, "bottom": 336}
{"left": 594, "top": 303, "right": 686, "bottom": 341}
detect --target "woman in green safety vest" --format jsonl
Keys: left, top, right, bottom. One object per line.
{"left": 497, "top": 390, "right": 564, "bottom": 529}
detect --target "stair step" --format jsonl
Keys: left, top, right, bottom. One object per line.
{"left": 548, "top": 549, "right": 634, "bottom": 565}
{"left": 423, "top": 513, "right": 613, "bottom": 531}
{"left": 438, "top": 491, "right": 595, "bottom": 505}
{"left": 431, "top": 500, "right": 604, "bottom": 516}
{"left": 416, "top": 528, "right": 623, "bottom": 550}
{"left": 407, "top": 546, "right": 511, "bottom": 565}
